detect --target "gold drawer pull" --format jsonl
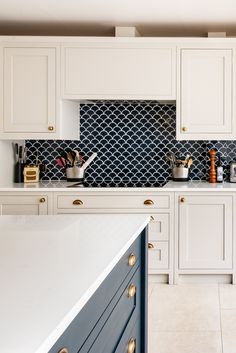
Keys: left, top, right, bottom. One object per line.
{"left": 148, "top": 242, "right": 155, "bottom": 249}
{"left": 127, "top": 337, "right": 136, "bottom": 353}
{"left": 144, "top": 199, "right": 154, "bottom": 206}
{"left": 182, "top": 126, "right": 187, "bottom": 132}
{"left": 128, "top": 283, "right": 136, "bottom": 298}
{"left": 180, "top": 197, "right": 185, "bottom": 203}
{"left": 58, "top": 348, "right": 69, "bottom": 353}
{"left": 48, "top": 125, "right": 54, "bottom": 131}
{"left": 73, "top": 199, "right": 83, "bottom": 205}
{"left": 128, "top": 253, "right": 136, "bottom": 267}
{"left": 39, "top": 197, "right": 46, "bottom": 203}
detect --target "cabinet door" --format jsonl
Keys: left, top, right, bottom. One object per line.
{"left": 177, "top": 48, "right": 234, "bottom": 140}
{"left": 62, "top": 43, "right": 176, "bottom": 100}
{"left": 3, "top": 47, "right": 56, "bottom": 133}
{"left": 0, "top": 195, "right": 48, "bottom": 215}
{"left": 178, "top": 195, "right": 233, "bottom": 269}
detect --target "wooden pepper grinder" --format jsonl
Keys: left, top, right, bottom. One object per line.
{"left": 209, "top": 149, "right": 217, "bottom": 183}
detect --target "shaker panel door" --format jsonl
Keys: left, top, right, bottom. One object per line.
{"left": 0, "top": 195, "right": 48, "bottom": 215}
{"left": 178, "top": 195, "right": 233, "bottom": 269}
{"left": 4, "top": 47, "right": 56, "bottom": 133}
{"left": 177, "top": 48, "right": 233, "bottom": 139}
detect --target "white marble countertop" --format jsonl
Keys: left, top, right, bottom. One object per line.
{"left": 0, "top": 214, "right": 149, "bottom": 353}
{"left": 0, "top": 180, "right": 236, "bottom": 192}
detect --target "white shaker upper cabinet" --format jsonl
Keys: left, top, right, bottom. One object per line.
{"left": 178, "top": 194, "right": 233, "bottom": 270}
{"left": 3, "top": 47, "right": 56, "bottom": 134}
{"left": 177, "top": 47, "right": 235, "bottom": 140}
{"left": 61, "top": 41, "right": 176, "bottom": 100}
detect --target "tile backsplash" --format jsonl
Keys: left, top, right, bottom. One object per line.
{"left": 26, "top": 101, "right": 236, "bottom": 186}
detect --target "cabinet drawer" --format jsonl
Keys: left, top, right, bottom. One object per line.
{"left": 149, "top": 214, "right": 169, "bottom": 241}
{"left": 148, "top": 241, "right": 169, "bottom": 269}
{"left": 81, "top": 268, "right": 141, "bottom": 353}
{"left": 57, "top": 194, "right": 170, "bottom": 209}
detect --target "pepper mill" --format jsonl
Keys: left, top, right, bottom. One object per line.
{"left": 209, "top": 149, "right": 217, "bottom": 183}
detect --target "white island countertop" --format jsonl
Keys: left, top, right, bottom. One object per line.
{"left": 0, "top": 214, "right": 149, "bottom": 353}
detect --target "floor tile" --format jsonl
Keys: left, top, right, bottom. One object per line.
{"left": 222, "top": 331, "right": 236, "bottom": 353}
{"left": 219, "top": 285, "right": 236, "bottom": 309}
{"left": 148, "top": 283, "right": 155, "bottom": 298}
{"left": 221, "top": 309, "right": 236, "bottom": 331}
{"left": 148, "top": 331, "right": 222, "bottom": 353}
{"left": 148, "top": 284, "right": 221, "bottom": 331}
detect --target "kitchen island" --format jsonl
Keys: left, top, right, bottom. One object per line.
{"left": 0, "top": 214, "right": 149, "bottom": 353}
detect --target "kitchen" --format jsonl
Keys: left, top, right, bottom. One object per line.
{"left": 1, "top": 1, "right": 236, "bottom": 353}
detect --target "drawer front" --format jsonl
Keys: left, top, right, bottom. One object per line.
{"left": 148, "top": 241, "right": 169, "bottom": 269}
{"left": 57, "top": 194, "right": 170, "bottom": 210}
{"left": 82, "top": 268, "right": 141, "bottom": 353}
{"left": 149, "top": 214, "right": 169, "bottom": 241}
{"left": 48, "top": 231, "right": 144, "bottom": 353}
{"left": 114, "top": 318, "right": 141, "bottom": 353}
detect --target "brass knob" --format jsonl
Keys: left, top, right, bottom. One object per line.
{"left": 127, "top": 283, "right": 136, "bottom": 298}
{"left": 73, "top": 199, "right": 83, "bottom": 205}
{"left": 39, "top": 197, "right": 46, "bottom": 203}
{"left": 128, "top": 253, "right": 136, "bottom": 267}
{"left": 48, "top": 126, "right": 54, "bottom": 131}
{"left": 144, "top": 199, "right": 154, "bottom": 206}
{"left": 182, "top": 126, "right": 187, "bottom": 132}
{"left": 148, "top": 242, "right": 155, "bottom": 249}
{"left": 127, "top": 337, "right": 136, "bottom": 353}
{"left": 58, "top": 348, "right": 69, "bottom": 353}
{"left": 180, "top": 197, "right": 185, "bottom": 203}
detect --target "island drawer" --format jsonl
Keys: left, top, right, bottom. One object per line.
{"left": 48, "top": 229, "right": 146, "bottom": 353}
{"left": 79, "top": 267, "right": 141, "bottom": 353}
{"left": 148, "top": 241, "right": 169, "bottom": 269}
{"left": 56, "top": 194, "right": 170, "bottom": 210}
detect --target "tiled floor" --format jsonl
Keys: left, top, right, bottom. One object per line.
{"left": 148, "top": 283, "right": 236, "bottom": 353}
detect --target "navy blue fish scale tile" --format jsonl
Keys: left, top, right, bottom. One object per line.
{"left": 25, "top": 101, "right": 236, "bottom": 186}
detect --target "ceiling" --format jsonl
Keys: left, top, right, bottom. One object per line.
{"left": 0, "top": 0, "right": 236, "bottom": 37}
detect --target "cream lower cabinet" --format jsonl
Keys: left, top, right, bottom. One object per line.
{"left": 176, "top": 193, "right": 234, "bottom": 282}
{"left": 54, "top": 192, "right": 174, "bottom": 283}
{"left": 0, "top": 193, "right": 51, "bottom": 215}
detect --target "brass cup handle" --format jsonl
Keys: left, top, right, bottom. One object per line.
{"left": 144, "top": 199, "right": 154, "bottom": 206}
{"left": 128, "top": 253, "right": 136, "bottom": 267}
{"left": 58, "top": 348, "right": 69, "bottom": 353}
{"left": 180, "top": 197, "right": 185, "bottom": 203}
{"left": 148, "top": 242, "right": 155, "bottom": 249}
{"left": 127, "top": 283, "right": 136, "bottom": 298}
{"left": 39, "top": 197, "right": 46, "bottom": 203}
{"left": 127, "top": 337, "right": 136, "bottom": 353}
{"left": 48, "top": 125, "right": 54, "bottom": 131}
{"left": 73, "top": 199, "right": 83, "bottom": 205}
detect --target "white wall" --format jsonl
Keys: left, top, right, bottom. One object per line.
{"left": 0, "top": 140, "right": 14, "bottom": 184}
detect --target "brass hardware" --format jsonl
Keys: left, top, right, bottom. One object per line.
{"left": 182, "top": 126, "right": 187, "bottom": 132}
{"left": 58, "top": 348, "right": 69, "bottom": 353}
{"left": 39, "top": 197, "right": 46, "bottom": 203}
{"left": 127, "top": 337, "right": 136, "bottom": 353}
{"left": 73, "top": 199, "right": 83, "bottom": 205}
{"left": 128, "top": 253, "right": 136, "bottom": 267}
{"left": 144, "top": 199, "right": 154, "bottom": 206}
{"left": 48, "top": 126, "right": 54, "bottom": 131}
{"left": 150, "top": 215, "right": 154, "bottom": 221}
{"left": 148, "top": 242, "right": 155, "bottom": 249}
{"left": 180, "top": 197, "right": 185, "bottom": 203}
{"left": 128, "top": 283, "right": 136, "bottom": 298}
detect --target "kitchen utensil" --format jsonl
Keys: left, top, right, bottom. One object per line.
{"left": 56, "top": 157, "right": 66, "bottom": 169}
{"left": 73, "top": 150, "right": 81, "bottom": 167}
{"left": 66, "top": 152, "right": 97, "bottom": 182}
